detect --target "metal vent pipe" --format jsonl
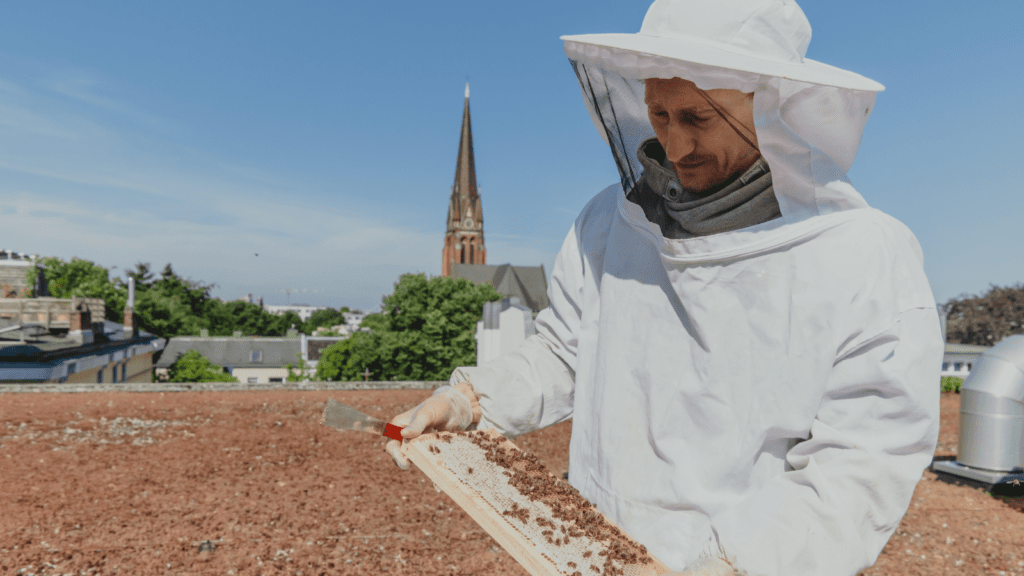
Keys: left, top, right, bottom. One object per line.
{"left": 957, "top": 335, "right": 1024, "bottom": 472}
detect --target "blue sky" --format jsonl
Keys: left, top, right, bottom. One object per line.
{"left": 1, "top": 1, "right": 1021, "bottom": 312}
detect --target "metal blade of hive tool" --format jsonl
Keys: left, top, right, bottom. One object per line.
{"left": 320, "top": 398, "right": 404, "bottom": 441}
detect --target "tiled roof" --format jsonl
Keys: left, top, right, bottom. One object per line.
{"left": 450, "top": 263, "right": 549, "bottom": 312}
{"left": 156, "top": 337, "right": 301, "bottom": 369}
{"left": 306, "top": 337, "right": 346, "bottom": 361}
{"left": 944, "top": 343, "right": 990, "bottom": 354}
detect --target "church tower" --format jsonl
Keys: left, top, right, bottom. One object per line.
{"left": 442, "top": 83, "right": 486, "bottom": 277}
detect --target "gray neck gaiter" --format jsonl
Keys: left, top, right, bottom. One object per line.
{"left": 629, "top": 138, "right": 782, "bottom": 239}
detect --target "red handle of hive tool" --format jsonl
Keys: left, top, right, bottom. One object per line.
{"left": 383, "top": 423, "right": 404, "bottom": 442}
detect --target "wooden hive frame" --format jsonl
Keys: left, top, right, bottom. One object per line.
{"left": 404, "top": 429, "right": 673, "bottom": 576}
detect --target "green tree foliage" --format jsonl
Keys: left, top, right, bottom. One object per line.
{"left": 316, "top": 274, "right": 500, "bottom": 381}
{"left": 945, "top": 283, "right": 1024, "bottom": 345}
{"left": 37, "top": 256, "right": 128, "bottom": 318}
{"left": 301, "top": 307, "right": 350, "bottom": 335}
{"left": 287, "top": 353, "right": 314, "bottom": 382}
{"left": 22, "top": 266, "right": 40, "bottom": 297}
{"left": 34, "top": 257, "right": 305, "bottom": 339}
{"left": 940, "top": 376, "right": 964, "bottom": 393}
{"left": 167, "top": 349, "right": 238, "bottom": 383}
{"left": 131, "top": 264, "right": 214, "bottom": 337}
{"left": 204, "top": 300, "right": 293, "bottom": 337}
{"left": 125, "top": 261, "right": 154, "bottom": 288}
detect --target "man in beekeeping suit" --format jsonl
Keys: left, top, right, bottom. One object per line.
{"left": 386, "top": 1, "right": 942, "bottom": 574}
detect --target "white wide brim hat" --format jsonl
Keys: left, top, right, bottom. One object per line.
{"left": 562, "top": 0, "right": 884, "bottom": 92}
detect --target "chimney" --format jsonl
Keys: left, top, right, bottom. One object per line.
{"left": 69, "top": 299, "right": 94, "bottom": 345}
{"left": 70, "top": 306, "right": 91, "bottom": 331}
{"left": 123, "top": 277, "right": 137, "bottom": 334}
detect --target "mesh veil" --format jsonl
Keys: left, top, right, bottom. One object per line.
{"left": 567, "top": 40, "right": 879, "bottom": 225}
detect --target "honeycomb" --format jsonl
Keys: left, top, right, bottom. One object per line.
{"left": 412, "top": 430, "right": 664, "bottom": 576}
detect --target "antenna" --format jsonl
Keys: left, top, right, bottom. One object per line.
{"left": 276, "top": 288, "right": 322, "bottom": 305}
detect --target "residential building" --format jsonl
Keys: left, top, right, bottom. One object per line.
{"left": 265, "top": 304, "right": 325, "bottom": 322}
{"left": 941, "top": 342, "right": 990, "bottom": 378}
{"left": 0, "top": 293, "right": 163, "bottom": 383}
{"left": 450, "top": 263, "right": 549, "bottom": 313}
{"left": 238, "top": 293, "right": 264, "bottom": 307}
{"left": 156, "top": 336, "right": 302, "bottom": 384}
{"left": 302, "top": 334, "right": 346, "bottom": 375}
{"left": 475, "top": 297, "right": 535, "bottom": 365}
{"left": 0, "top": 250, "right": 46, "bottom": 298}
{"left": 343, "top": 310, "right": 366, "bottom": 328}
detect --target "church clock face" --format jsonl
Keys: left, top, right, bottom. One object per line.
{"left": 463, "top": 217, "right": 474, "bottom": 229}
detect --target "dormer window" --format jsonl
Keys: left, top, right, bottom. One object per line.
{"left": 251, "top": 350, "right": 263, "bottom": 363}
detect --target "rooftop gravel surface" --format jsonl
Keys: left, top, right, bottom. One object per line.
{"left": 1, "top": 390, "right": 1021, "bottom": 575}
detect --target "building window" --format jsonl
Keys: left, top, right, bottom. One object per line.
{"left": 247, "top": 377, "right": 258, "bottom": 384}
{"left": 269, "top": 377, "right": 284, "bottom": 383}
{"left": 941, "top": 362, "right": 949, "bottom": 371}
{"left": 97, "top": 368, "right": 104, "bottom": 383}
{"left": 122, "top": 363, "right": 128, "bottom": 382}
{"left": 967, "top": 363, "right": 972, "bottom": 371}
{"left": 251, "top": 350, "right": 263, "bottom": 363}
{"left": 954, "top": 362, "right": 963, "bottom": 372}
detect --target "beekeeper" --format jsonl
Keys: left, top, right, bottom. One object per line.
{"left": 387, "top": 1, "right": 942, "bottom": 575}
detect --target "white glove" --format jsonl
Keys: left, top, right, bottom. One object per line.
{"left": 385, "top": 384, "right": 476, "bottom": 470}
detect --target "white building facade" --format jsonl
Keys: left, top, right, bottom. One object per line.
{"left": 265, "top": 304, "right": 326, "bottom": 322}
{"left": 941, "top": 343, "right": 990, "bottom": 378}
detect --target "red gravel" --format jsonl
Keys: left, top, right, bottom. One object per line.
{"left": 1, "top": 390, "right": 1020, "bottom": 576}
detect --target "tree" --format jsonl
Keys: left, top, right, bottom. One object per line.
{"left": 124, "top": 261, "right": 155, "bottom": 289}
{"left": 36, "top": 256, "right": 127, "bottom": 319}
{"left": 287, "top": 353, "right": 314, "bottom": 382}
{"left": 315, "top": 274, "right": 500, "bottom": 381}
{"left": 32, "top": 256, "right": 361, "bottom": 340}
{"left": 945, "top": 283, "right": 1024, "bottom": 345}
{"left": 167, "top": 349, "right": 238, "bottom": 383}
{"left": 315, "top": 337, "right": 354, "bottom": 381}
{"left": 205, "top": 300, "right": 283, "bottom": 337}
{"left": 302, "top": 307, "right": 350, "bottom": 335}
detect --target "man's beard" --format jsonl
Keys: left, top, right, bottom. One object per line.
{"left": 675, "top": 152, "right": 760, "bottom": 197}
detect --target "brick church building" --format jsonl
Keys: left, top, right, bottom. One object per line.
{"left": 441, "top": 85, "right": 550, "bottom": 313}
{"left": 441, "top": 84, "right": 487, "bottom": 277}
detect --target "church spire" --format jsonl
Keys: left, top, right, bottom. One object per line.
{"left": 442, "top": 83, "right": 486, "bottom": 276}
{"left": 452, "top": 83, "right": 478, "bottom": 203}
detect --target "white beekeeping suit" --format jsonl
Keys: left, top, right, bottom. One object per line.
{"left": 449, "top": 1, "right": 942, "bottom": 574}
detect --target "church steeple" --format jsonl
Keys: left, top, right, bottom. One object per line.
{"left": 442, "top": 83, "right": 486, "bottom": 276}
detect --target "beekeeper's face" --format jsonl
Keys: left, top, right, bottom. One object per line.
{"left": 645, "top": 77, "right": 760, "bottom": 193}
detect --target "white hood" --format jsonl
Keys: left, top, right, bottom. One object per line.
{"left": 563, "top": 0, "right": 882, "bottom": 227}
{"left": 566, "top": 42, "right": 878, "bottom": 227}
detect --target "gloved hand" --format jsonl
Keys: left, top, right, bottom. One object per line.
{"left": 385, "top": 380, "right": 480, "bottom": 469}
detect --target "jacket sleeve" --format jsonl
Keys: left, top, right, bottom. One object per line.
{"left": 450, "top": 223, "right": 585, "bottom": 437}
{"left": 709, "top": 304, "right": 943, "bottom": 575}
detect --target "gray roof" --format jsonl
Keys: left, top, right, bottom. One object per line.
{"left": 156, "top": 337, "right": 301, "bottom": 369}
{"left": 450, "top": 263, "right": 549, "bottom": 312}
{"left": 0, "top": 317, "right": 160, "bottom": 362}
{"left": 944, "top": 343, "right": 991, "bottom": 354}
{"left": 306, "top": 337, "right": 346, "bottom": 361}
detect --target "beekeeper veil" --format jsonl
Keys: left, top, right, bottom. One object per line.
{"left": 563, "top": 0, "right": 884, "bottom": 228}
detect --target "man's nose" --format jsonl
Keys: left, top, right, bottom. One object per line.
{"left": 663, "top": 122, "right": 697, "bottom": 163}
